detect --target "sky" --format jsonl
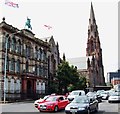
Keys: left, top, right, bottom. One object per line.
{"left": 0, "top": 0, "right": 118, "bottom": 80}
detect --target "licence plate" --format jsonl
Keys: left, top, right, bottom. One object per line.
{"left": 70, "top": 109, "right": 77, "bottom": 112}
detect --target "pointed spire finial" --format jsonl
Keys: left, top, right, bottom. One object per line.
{"left": 63, "top": 53, "right": 66, "bottom": 61}
{"left": 90, "top": 2, "right": 95, "bottom": 24}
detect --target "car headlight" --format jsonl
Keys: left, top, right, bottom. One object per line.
{"left": 78, "top": 107, "right": 85, "bottom": 110}
{"left": 65, "top": 106, "right": 70, "bottom": 110}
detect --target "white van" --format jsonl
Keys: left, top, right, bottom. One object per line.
{"left": 67, "top": 90, "right": 85, "bottom": 101}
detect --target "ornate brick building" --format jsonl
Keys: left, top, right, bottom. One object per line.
{"left": 86, "top": 3, "right": 105, "bottom": 87}
{"left": 0, "top": 18, "right": 60, "bottom": 101}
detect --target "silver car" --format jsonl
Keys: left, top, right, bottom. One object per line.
{"left": 65, "top": 96, "right": 98, "bottom": 114}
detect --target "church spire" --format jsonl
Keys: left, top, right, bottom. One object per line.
{"left": 90, "top": 2, "right": 96, "bottom": 25}
{"left": 86, "top": 2, "right": 105, "bottom": 87}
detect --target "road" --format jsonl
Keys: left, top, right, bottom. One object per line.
{"left": 0, "top": 100, "right": 120, "bottom": 114}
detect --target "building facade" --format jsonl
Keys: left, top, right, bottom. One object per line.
{"left": 107, "top": 70, "right": 120, "bottom": 86}
{"left": 86, "top": 3, "right": 105, "bottom": 87}
{"left": 0, "top": 18, "right": 60, "bottom": 101}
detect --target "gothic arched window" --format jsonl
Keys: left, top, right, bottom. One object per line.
{"left": 35, "top": 64, "right": 37, "bottom": 75}
{"left": 16, "top": 59, "right": 20, "bottom": 73}
{"left": 11, "top": 37, "right": 16, "bottom": 51}
{"left": 39, "top": 65, "right": 42, "bottom": 76}
{"left": 10, "top": 58, "right": 15, "bottom": 71}
{"left": 26, "top": 61, "right": 29, "bottom": 72}
{"left": 16, "top": 39, "right": 21, "bottom": 54}
{"left": 39, "top": 48, "right": 42, "bottom": 60}
{"left": 7, "top": 37, "right": 10, "bottom": 50}
{"left": 6, "top": 56, "right": 9, "bottom": 71}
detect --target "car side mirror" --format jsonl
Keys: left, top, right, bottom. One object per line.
{"left": 58, "top": 99, "right": 61, "bottom": 102}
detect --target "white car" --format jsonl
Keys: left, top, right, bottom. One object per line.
{"left": 34, "top": 95, "right": 49, "bottom": 108}
{"left": 108, "top": 92, "right": 120, "bottom": 103}
{"left": 67, "top": 90, "right": 85, "bottom": 102}
{"left": 100, "top": 91, "right": 109, "bottom": 100}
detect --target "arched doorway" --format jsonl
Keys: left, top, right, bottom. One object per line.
{"left": 27, "top": 80, "right": 33, "bottom": 98}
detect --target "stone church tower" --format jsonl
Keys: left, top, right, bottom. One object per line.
{"left": 86, "top": 3, "right": 105, "bottom": 87}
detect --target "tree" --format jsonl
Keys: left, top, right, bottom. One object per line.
{"left": 56, "top": 60, "right": 86, "bottom": 94}
{"left": 56, "top": 61, "right": 71, "bottom": 94}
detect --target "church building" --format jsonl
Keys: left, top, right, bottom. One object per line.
{"left": 86, "top": 3, "right": 105, "bottom": 87}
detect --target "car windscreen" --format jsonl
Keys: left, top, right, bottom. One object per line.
{"left": 111, "top": 92, "right": 120, "bottom": 96}
{"left": 70, "top": 91, "right": 80, "bottom": 95}
{"left": 45, "top": 96, "right": 57, "bottom": 101}
{"left": 87, "top": 92, "right": 96, "bottom": 96}
{"left": 72, "top": 97, "right": 89, "bottom": 103}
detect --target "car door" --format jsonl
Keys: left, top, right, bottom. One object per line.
{"left": 58, "top": 96, "right": 66, "bottom": 109}
{"left": 62, "top": 96, "right": 69, "bottom": 107}
{"left": 89, "top": 98, "right": 95, "bottom": 111}
{"left": 89, "top": 98, "right": 97, "bottom": 112}
{"left": 57, "top": 97, "right": 63, "bottom": 109}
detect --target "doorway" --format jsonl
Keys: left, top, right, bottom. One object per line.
{"left": 27, "top": 80, "right": 33, "bottom": 98}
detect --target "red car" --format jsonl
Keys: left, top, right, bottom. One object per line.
{"left": 37, "top": 95, "right": 69, "bottom": 112}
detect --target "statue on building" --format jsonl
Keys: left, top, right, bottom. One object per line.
{"left": 25, "top": 17, "right": 32, "bottom": 30}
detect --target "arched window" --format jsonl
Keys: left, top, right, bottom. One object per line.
{"left": 7, "top": 37, "right": 10, "bottom": 50}
{"left": 15, "top": 79, "right": 21, "bottom": 93}
{"left": 26, "top": 61, "right": 29, "bottom": 72}
{"left": 26, "top": 45, "right": 31, "bottom": 58}
{"left": 41, "top": 50, "right": 44, "bottom": 61}
{"left": 37, "top": 65, "right": 39, "bottom": 76}
{"left": 2, "top": 36, "right": 6, "bottom": 49}
{"left": 11, "top": 37, "right": 16, "bottom": 51}
{"left": 16, "top": 59, "right": 20, "bottom": 73}
{"left": 43, "top": 50, "right": 47, "bottom": 61}
{"left": 16, "top": 39, "right": 21, "bottom": 54}
{"left": 5, "top": 77, "right": 8, "bottom": 93}
{"left": 41, "top": 82, "right": 45, "bottom": 93}
{"left": 10, "top": 58, "right": 15, "bottom": 71}
{"left": 35, "top": 64, "right": 37, "bottom": 75}
{"left": 6, "top": 56, "right": 9, "bottom": 71}
{"left": 39, "top": 65, "right": 41, "bottom": 76}
{"left": 39, "top": 82, "right": 42, "bottom": 93}
{"left": 38, "top": 48, "right": 41, "bottom": 60}
{"left": 34, "top": 46, "right": 38, "bottom": 59}
{"left": 39, "top": 48, "right": 42, "bottom": 60}
{"left": 31, "top": 47, "right": 33, "bottom": 58}
{"left": 10, "top": 78, "right": 15, "bottom": 93}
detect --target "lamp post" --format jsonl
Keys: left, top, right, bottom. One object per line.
{"left": 3, "top": 34, "right": 8, "bottom": 103}
{"left": 3, "top": 31, "right": 21, "bottom": 103}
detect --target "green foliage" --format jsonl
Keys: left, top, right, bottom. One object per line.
{"left": 56, "top": 61, "right": 86, "bottom": 94}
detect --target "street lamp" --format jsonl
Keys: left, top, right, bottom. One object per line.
{"left": 3, "top": 31, "right": 21, "bottom": 103}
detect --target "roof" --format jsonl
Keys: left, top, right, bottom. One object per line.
{"left": 67, "top": 57, "right": 87, "bottom": 70}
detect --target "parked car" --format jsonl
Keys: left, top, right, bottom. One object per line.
{"left": 37, "top": 95, "right": 69, "bottom": 112}
{"left": 65, "top": 96, "right": 98, "bottom": 114}
{"left": 96, "top": 90, "right": 105, "bottom": 96}
{"left": 100, "top": 91, "right": 109, "bottom": 100}
{"left": 34, "top": 95, "right": 50, "bottom": 108}
{"left": 108, "top": 92, "right": 120, "bottom": 103}
{"left": 86, "top": 91, "right": 102, "bottom": 103}
{"left": 67, "top": 90, "right": 85, "bottom": 102}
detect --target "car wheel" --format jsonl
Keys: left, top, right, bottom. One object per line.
{"left": 108, "top": 101, "right": 111, "bottom": 103}
{"left": 95, "top": 105, "right": 98, "bottom": 112}
{"left": 54, "top": 106, "right": 58, "bottom": 112}
{"left": 87, "top": 108, "right": 90, "bottom": 114}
